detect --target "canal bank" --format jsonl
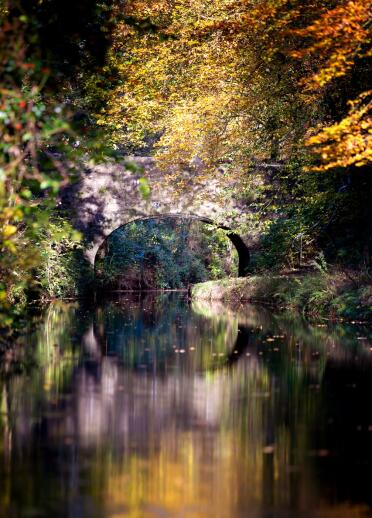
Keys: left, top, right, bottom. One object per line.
{"left": 191, "top": 271, "right": 372, "bottom": 321}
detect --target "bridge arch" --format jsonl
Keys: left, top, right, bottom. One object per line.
{"left": 92, "top": 214, "right": 250, "bottom": 278}
{"left": 60, "top": 157, "right": 252, "bottom": 279}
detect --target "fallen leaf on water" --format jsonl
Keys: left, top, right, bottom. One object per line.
{"left": 310, "top": 449, "right": 330, "bottom": 457}
{"left": 263, "top": 445, "right": 275, "bottom": 454}
{"left": 317, "top": 449, "right": 330, "bottom": 457}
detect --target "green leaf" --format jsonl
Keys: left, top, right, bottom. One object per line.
{"left": 138, "top": 177, "right": 151, "bottom": 199}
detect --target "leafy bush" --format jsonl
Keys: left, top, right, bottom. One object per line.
{"left": 35, "top": 219, "right": 86, "bottom": 299}
{"left": 95, "top": 218, "right": 238, "bottom": 289}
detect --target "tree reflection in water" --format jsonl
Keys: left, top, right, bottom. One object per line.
{"left": 0, "top": 293, "right": 371, "bottom": 517}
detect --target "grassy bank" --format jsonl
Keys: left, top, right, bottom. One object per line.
{"left": 191, "top": 271, "right": 372, "bottom": 321}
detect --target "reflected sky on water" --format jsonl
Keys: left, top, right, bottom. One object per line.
{"left": 1, "top": 293, "right": 372, "bottom": 517}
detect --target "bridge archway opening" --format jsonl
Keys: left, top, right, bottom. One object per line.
{"left": 93, "top": 215, "right": 250, "bottom": 290}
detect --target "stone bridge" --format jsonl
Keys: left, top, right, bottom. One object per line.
{"left": 61, "top": 156, "right": 252, "bottom": 276}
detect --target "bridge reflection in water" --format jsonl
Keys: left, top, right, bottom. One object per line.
{"left": 0, "top": 293, "right": 372, "bottom": 517}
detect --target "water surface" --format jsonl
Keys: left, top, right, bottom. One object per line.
{"left": 1, "top": 293, "right": 372, "bottom": 517}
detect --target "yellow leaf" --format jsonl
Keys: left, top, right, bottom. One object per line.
{"left": 2, "top": 224, "right": 17, "bottom": 239}
{"left": 3, "top": 240, "right": 16, "bottom": 253}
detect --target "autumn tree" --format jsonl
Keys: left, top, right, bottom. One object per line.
{"left": 98, "top": 0, "right": 314, "bottom": 172}
{"left": 290, "top": 0, "right": 371, "bottom": 171}
{"left": 0, "top": 0, "right": 116, "bottom": 322}
{"left": 97, "top": 0, "right": 370, "bottom": 175}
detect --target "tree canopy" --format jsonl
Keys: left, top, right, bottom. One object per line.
{"left": 0, "top": 0, "right": 371, "bottom": 326}
{"left": 97, "top": 0, "right": 371, "bottom": 174}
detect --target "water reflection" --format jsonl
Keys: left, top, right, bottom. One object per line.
{"left": 0, "top": 293, "right": 372, "bottom": 517}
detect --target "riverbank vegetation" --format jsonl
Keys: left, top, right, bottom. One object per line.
{"left": 0, "top": 0, "right": 371, "bottom": 334}
{"left": 192, "top": 270, "right": 372, "bottom": 321}
{"left": 0, "top": 1, "right": 111, "bottom": 326}
{"left": 95, "top": 218, "right": 238, "bottom": 290}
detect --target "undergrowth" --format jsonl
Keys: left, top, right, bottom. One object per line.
{"left": 192, "top": 270, "right": 372, "bottom": 321}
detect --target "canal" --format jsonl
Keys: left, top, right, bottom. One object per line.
{"left": 0, "top": 293, "right": 371, "bottom": 517}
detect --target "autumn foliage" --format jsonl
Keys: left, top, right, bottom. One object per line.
{"left": 306, "top": 91, "right": 371, "bottom": 171}
{"left": 0, "top": 0, "right": 371, "bottom": 323}
{"left": 290, "top": 0, "right": 371, "bottom": 171}
{"left": 95, "top": 0, "right": 371, "bottom": 175}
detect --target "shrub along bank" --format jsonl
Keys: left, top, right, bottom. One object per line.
{"left": 191, "top": 271, "right": 372, "bottom": 321}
